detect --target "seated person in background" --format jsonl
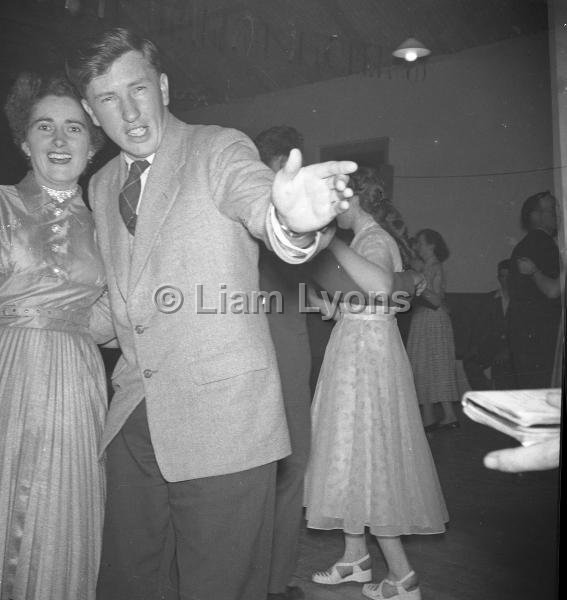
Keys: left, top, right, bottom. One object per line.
{"left": 464, "top": 259, "right": 515, "bottom": 390}
{"left": 508, "top": 191, "right": 561, "bottom": 388}
{"left": 254, "top": 125, "right": 312, "bottom": 600}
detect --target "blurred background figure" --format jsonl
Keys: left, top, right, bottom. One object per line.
{"left": 407, "top": 229, "right": 460, "bottom": 430}
{"left": 464, "top": 259, "right": 515, "bottom": 390}
{"left": 255, "top": 125, "right": 311, "bottom": 600}
{"left": 508, "top": 191, "right": 561, "bottom": 389}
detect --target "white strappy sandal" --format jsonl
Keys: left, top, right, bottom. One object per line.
{"left": 362, "top": 570, "right": 421, "bottom": 599}
{"left": 311, "top": 553, "right": 372, "bottom": 585}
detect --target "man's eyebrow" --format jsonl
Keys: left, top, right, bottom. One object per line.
{"left": 93, "top": 90, "right": 116, "bottom": 100}
{"left": 93, "top": 77, "right": 149, "bottom": 100}
{"left": 65, "top": 118, "right": 88, "bottom": 127}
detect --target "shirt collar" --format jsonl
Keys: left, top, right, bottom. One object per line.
{"left": 123, "top": 153, "right": 155, "bottom": 168}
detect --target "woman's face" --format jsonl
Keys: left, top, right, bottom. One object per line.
{"left": 22, "top": 94, "right": 92, "bottom": 190}
{"left": 416, "top": 233, "right": 434, "bottom": 260}
{"left": 336, "top": 195, "right": 358, "bottom": 230}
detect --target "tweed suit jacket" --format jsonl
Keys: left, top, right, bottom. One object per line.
{"left": 90, "top": 112, "right": 313, "bottom": 482}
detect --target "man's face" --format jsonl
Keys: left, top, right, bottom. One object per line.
{"left": 82, "top": 50, "right": 169, "bottom": 159}
{"left": 497, "top": 267, "right": 510, "bottom": 290}
{"left": 537, "top": 196, "right": 557, "bottom": 234}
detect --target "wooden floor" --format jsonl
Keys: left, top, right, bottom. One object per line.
{"left": 288, "top": 410, "right": 560, "bottom": 600}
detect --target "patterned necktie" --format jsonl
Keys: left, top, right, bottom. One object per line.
{"left": 119, "top": 159, "right": 150, "bottom": 235}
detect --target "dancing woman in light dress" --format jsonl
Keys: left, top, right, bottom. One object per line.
{"left": 304, "top": 167, "right": 448, "bottom": 600}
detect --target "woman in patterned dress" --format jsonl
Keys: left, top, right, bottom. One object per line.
{"left": 304, "top": 167, "right": 448, "bottom": 600}
{"left": 0, "top": 73, "right": 113, "bottom": 600}
{"left": 406, "top": 229, "right": 460, "bottom": 429}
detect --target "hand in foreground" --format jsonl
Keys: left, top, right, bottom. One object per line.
{"left": 272, "top": 149, "right": 357, "bottom": 233}
{"left": 484, "top": 391, "right": 561, "bottom": 473}
{"left": 483, "top": 436, "right": 560, "bottom": 472}
{"left": 517, "top": 257, "right": 537, "bottom": 275}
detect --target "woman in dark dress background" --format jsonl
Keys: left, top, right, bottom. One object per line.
{"left": 508, "top": 191, "right": 561, "bottom": 389}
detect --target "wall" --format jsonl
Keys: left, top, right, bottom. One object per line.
{"left": 178, "top": 34, "right": 554, "bottom": 292}
{"left": 549, "top": 0, "right": 567, "bottom": 266}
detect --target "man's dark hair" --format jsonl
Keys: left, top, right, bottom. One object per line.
{"left": 254, "top": 126, "right": 304, "bottom": 166}
{"left": 66, "top": 27, "right": 163, "bottom": 96}
{"left": 520, "top": 191, "right": 551, "bottom": 231}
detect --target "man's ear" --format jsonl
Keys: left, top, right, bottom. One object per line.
{"left": 160, "top": 73, "right": 170, "bottom": 107}
{"left": 81, "top": 99, "right": 100, "bottom": 127}
{"left": 21, "top": 141, "right": 31, "bottom": 158}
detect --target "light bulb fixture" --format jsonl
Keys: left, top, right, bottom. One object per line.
{"left": 392, "top": 38, "right": 430, "bottom": 62}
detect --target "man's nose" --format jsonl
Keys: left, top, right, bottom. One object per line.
{"left": 122, "top": 97, "right": 140, "bottom": 122}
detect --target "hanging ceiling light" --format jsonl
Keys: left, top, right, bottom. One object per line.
{"left": 392, "top": 38, "right": 431, "bottom": 62}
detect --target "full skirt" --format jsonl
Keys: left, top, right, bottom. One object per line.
{"left": 0, "top": 327, "right": 106, "bottom": 600}
{"left": 406, "top": 306, "right": 459, "bottom": 406}
{"left": 304, "top": 313, "right": 448, "bottom": 536}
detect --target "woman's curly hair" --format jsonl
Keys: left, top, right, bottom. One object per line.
{"left": 4, "top": 71, "right": 104, "bottom": 155}
{"left": 350, "top": 166, "right": 418, "bottom": 268}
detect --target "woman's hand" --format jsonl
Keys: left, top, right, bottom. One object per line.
{"left": 517, "top": 257, "right": 537, "bottom": 275}
{"left": 410, "top": 271, "right": 427, "bottom": 296}
{"left": 306, "top": 285, "right": 338, "bottom": 320}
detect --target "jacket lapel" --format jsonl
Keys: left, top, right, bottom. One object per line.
{"left": 128, "top": 114, "right": 186, "bottom": 294}
{"left": 105, "top": 159, "right": 132, "bottom": 300}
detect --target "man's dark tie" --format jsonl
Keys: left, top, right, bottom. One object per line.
{"left": 119, "top": 159, "right": 150, "bottom": 235}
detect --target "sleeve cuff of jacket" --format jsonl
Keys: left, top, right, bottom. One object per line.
{"left": 266, "top": 204, "right": 320, "bottom": 264}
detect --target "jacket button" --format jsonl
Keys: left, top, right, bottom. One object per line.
{"left": 143, "top": 369, "right": 153, "bottom": 378}
{"left": 135, "top": 325, "right": 145, "bottom": 334}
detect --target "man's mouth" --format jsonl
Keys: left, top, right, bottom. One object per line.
{"left": 47, "top": 152, "right": 72, "bottom": 164}
{"left": 127, "top": 126, "right": 148, "bottom": 138}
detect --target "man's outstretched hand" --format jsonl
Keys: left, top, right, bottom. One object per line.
{"left": 272, "top": 149, "right": 357, "bottom": 233}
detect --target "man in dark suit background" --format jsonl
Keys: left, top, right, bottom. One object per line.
{"left": 464, "top": 259, "right": 515, "bottom": 390}
{"left": 255, "top": 126, "right": 311, "bottom": 600}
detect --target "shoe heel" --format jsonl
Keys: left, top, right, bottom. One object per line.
{"left": 352, "top": 568, "right": 373, "bottom": 583}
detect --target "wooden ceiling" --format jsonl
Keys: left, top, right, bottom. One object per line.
{"left": 0, "top": 0, "right": 549, "bottom": 110}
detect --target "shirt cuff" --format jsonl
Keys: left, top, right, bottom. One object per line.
{"left": 267, "top": 205, "right": 320, "bottom": 264}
